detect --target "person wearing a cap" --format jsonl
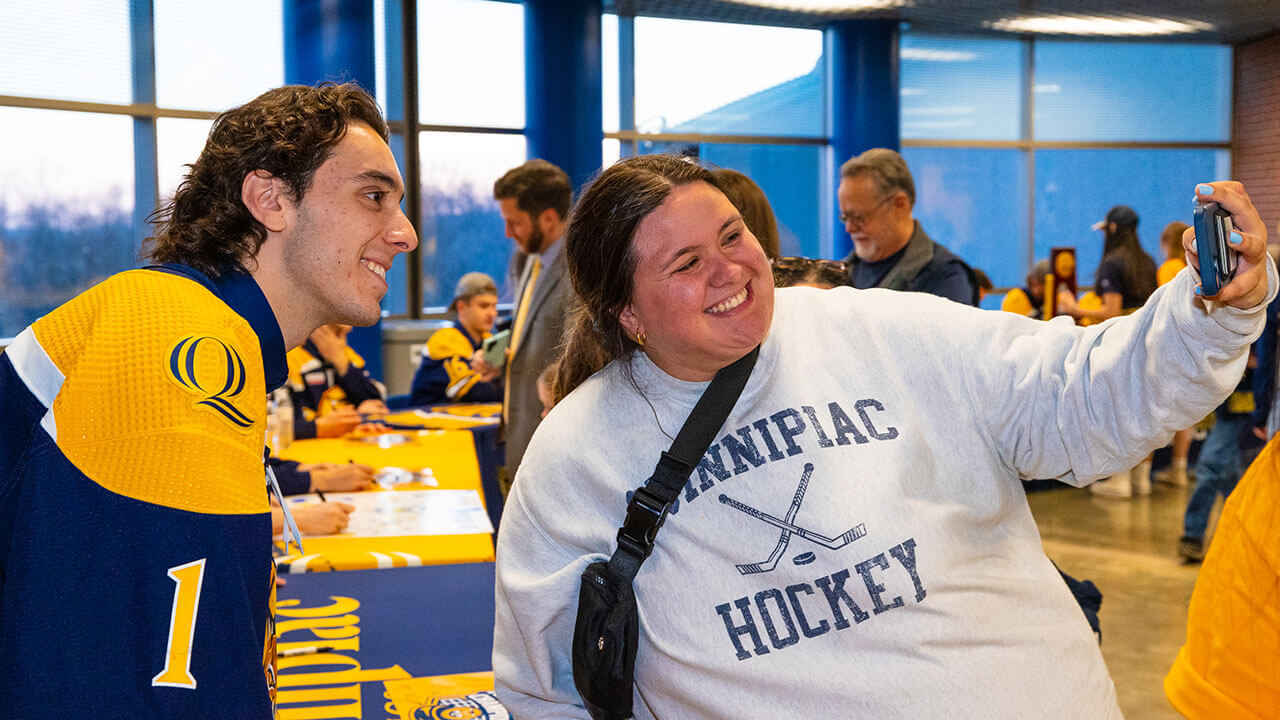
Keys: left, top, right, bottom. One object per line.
{"left": 410, "top": 271, "right": 503, "bottom": 406}
{"left": 1058, "top": 204, "right": 1159, "bottom": 498}
{"left": 1058, "top": 205, "right": 1158, "bottom": 323}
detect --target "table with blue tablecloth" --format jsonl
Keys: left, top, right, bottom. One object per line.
{"left": 275, "top": 562, "right": 497, "bottom": 719}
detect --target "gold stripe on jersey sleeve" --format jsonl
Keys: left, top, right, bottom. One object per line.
{"left": 32, "top": 270, "right": 268, "bottom": 515}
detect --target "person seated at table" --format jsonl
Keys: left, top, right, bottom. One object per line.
{"left": 287, "top": 323, "right": 390, "bottom": 438}
{"left": 268, "top": 457, "right": 375, "bottom": 495}
{"left": 410, "top": 272, "right": 503, "bottom": 406}
{"left": 270, "top": 496, "right": 354, "bottom": 536}
{"left": 1002, "top": 259, "right": 1050, "bottom": 319}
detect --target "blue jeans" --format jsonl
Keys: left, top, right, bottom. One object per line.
{"left": 1184, "top": 414, "right": 1247, "bottom": 539}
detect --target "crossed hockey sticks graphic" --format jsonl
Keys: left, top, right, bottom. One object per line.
{"left": 719, "top": 462, "right": 867, "bottom": 575}
{"left": 726, "top": 463, "right": 814, "bottom": 574}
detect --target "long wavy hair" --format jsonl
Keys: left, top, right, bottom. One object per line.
{"left": 1098, "top": 223, "right": 1157, "bottom": 305}
{"left": 552, "top": 155, "right": 722, "bottom": 401}
{"left": 144, "top": 83, "right": 388, "bottom": 278}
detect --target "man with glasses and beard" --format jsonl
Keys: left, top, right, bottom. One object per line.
{"left": 837, "top": 148, "right": 978, "bottom": 305}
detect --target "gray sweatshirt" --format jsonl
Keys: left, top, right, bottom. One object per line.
{"left": 494, "top": 266, "right": 1274, "bottom": 719}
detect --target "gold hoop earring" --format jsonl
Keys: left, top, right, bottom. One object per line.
{"left": 636, "top": 331, "right": 646, "bottom": 347}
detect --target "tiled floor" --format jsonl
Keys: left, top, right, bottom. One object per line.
{"left": 1027, "top": 478, "right": 1212, "bottom": 720}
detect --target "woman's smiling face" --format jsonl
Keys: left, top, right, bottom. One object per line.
{"left": 618, "top": 180, "right": 774, "bottom": 382}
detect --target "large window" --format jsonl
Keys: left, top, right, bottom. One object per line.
{"left": 154, "top": 0, "right": 285, "bottom": 112}
{"left": 901, "top": 33, "right": 1231, "bottom": 308}
{"left": 0, "top": 2, "right": 132, "bottom": 104}
{"left": 1, "top": 6, "right": 1236, "bottom": 334}
{"left": 415, "top": 132, "right": 527, "bottom": 308}
{"left": 633, "top": 17, "right": 823, "bottom": 137}
{"left": 417, "top": 0, "right": 524, "bottom": 129}
{"left": 900, "top": 34, "right": 1025, "bottom": 141}
{"left": 0, "top": 0, "right": 283, "bottom": 338}
{"left": 0, "top": 108, "right": 135, "bottom": 336}
{"left": 405, "top": 0, "right": 526, "bottom": 312}
{"left": 1033, "top": 41, "right": 1230, "bottom": 142}
{"left": 619, "top": 16, "right": 828, "bottom": 258}
{"left": 1034, "top": 149, "right": 1230, "bottom": 276}
{"left": 900, "top": 147, "right": 1029, "bottom": 289}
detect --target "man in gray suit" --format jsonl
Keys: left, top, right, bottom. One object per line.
{"left": 479, "top": 159, "right": 574, "bottom": 495}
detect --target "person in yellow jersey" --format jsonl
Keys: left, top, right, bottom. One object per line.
{"left": 473, "top": 160, "right": 575, "bottom": 492}
{"left": 284, "top": 322, "right": 389, "bottom": 438}
{"left": 1159, "top": 220, "right": 1192, "bottom": 286}
{"left": 411, "top": 272, "right": 503, "bottom": 406}
{"left": 1001, "top": 259, "right": 1050, "bottom": 319}
{"left": 1165, "top": 432, "right": 1280, "bottom": 719}
{"left": 0, "top": 83, "right": 416, "bottom": 717}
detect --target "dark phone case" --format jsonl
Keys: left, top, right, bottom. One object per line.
{"left": 1193, "top": 201, "right": 1235, "bottom": 295}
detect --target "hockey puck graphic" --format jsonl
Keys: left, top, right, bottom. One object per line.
{"left": 792, "top": 551, "right": 816, "bottom": 565}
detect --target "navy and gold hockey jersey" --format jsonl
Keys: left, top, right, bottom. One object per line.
{"left": 0, "top": 265, "right": 285, "bottom": 718}
{"left": 409, "top": 322, "right": 502, "bottom": 406}
{"left": 285, "top": 339, "right": 386, "bottom": 439}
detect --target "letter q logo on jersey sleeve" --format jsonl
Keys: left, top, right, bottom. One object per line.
{"left": 166, "top": 335, "right": 254, "bottom": 430}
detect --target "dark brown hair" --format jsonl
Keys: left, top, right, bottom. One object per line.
{"left": 493, "top": 159, "right": 572, "bottom": 221}
{"left": 712, "top": 168, "right": 780, "bottom": 259}
{"left": 1099, "top": 215, "right": 1157, "bottom": 305}
{"left": 144, "top": 83, "right": 388, "bottom": 278}
{"left": 552, "top": 155, "right": 721, "bottom": 400}
{"left": 1161, "top": 221, "right": 1190, "bottom": 261}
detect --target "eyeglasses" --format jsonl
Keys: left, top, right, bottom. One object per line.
{"left": 838, "top": 194, "right": 895, "bottom": 227}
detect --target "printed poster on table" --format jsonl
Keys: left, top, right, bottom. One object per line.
{"left": 286, "top": 489, "right": 494, "bottom": 537}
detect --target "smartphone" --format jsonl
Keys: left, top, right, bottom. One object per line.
{"left": 482, "top": 329, "right": 512, "bottom": 368}
{"left": 1193, "top": 201, "right": 1237, "bottom": 296}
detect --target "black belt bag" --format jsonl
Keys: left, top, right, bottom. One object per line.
{"left": 572, "top": 347, "right": 759, "bottom": 720}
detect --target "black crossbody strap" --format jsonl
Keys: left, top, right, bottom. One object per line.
{"left": 609, "top": 346, "right": 760, "bottom": 580}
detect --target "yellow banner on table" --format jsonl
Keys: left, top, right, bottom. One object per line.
{"left": 276, "top": 533, "right": 494, "bottom": 573}
{"left": 383, "top": 672, "right": 510, "bottom": 720}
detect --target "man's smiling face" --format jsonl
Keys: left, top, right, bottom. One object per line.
{"left": 281, "top": 122, "right": 418, "bottom": 327}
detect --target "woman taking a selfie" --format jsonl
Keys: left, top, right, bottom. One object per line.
{"left": 493, "top": 155, "right": 1273, "bottom": 719}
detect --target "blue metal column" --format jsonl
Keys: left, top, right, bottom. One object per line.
{"left": 524, "top": 0, "right": 603, "bottom": 191}
{"left": 826, "top": 19, "right": 899, "bottom": 258}
{"left": 283, "top": 0, "right": 384, "bottom": 375}
{"left": 284, "top": 0, "right": 376, "bottom": 89}
{"left": 130, "top": 0, "right": 158, "bottom": 253}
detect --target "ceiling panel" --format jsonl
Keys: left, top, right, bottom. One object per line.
{"left": 608, "top": 0, "right": 1279, "bottom": 44}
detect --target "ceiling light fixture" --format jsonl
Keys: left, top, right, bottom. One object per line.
{"left": 730, "top": 0, "right": 906, "bottom": 12}
{"left": 901, "top": 48, "right": 977, "bottom": 62}
{"left": 986, "top": 14, "right": 1213, "bottom": 36}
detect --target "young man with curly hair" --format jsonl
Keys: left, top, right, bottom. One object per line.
{"left": 0, "top": 83, "right": 416, "bottom": 717}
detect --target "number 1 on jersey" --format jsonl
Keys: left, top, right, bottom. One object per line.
{"left": 152, "top": 558, "right": 207, "bottom": 688}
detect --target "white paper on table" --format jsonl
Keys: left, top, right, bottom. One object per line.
{"left": 410, "top": 409, "right": 500, "bottom": 427}
{"left": 286, "top": 489, "right": 494, "bottom": 537}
